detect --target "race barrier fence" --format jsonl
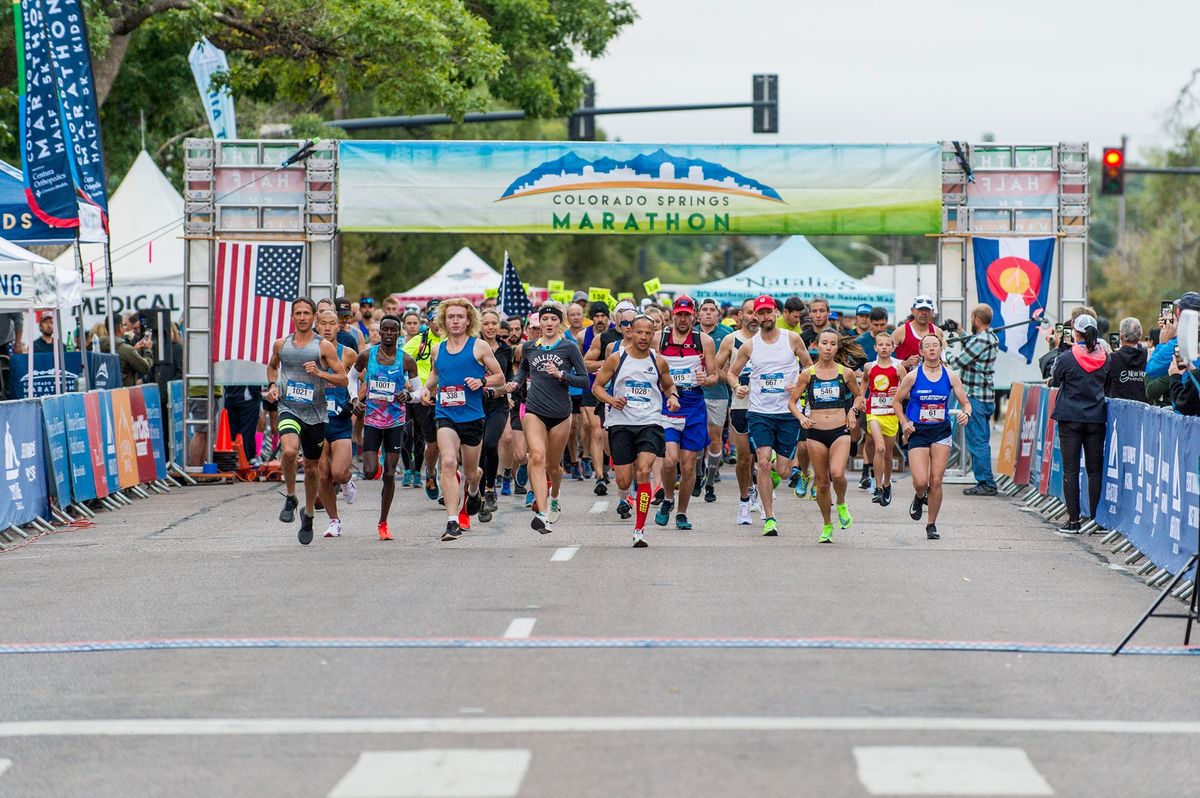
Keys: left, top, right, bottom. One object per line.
{"left": 0, "top": 380, "right": 187, "bottom": 548}
{"left": 996, "top": 385, "right": 1200, "bottom": 601}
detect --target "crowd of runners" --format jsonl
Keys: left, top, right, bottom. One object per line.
{"left": 264, "top": 291, "right": 974, "bottom": 547}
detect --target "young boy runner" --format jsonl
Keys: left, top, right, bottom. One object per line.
{"left": 864, "top": 331, "right": 906, "bottom": 507}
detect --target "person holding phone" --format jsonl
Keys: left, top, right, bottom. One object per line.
{"left": 1147, "top": 293, "right": 1200, "bottom": 381}
{"left": 1105, "top": 317, "right": 1149, "bottom": 403}
{"left": 1050, "top": 313, "right": 1109, "bottom": 533}
{"left": 1038, "top": 322, "right": 1072, "bottom": 381}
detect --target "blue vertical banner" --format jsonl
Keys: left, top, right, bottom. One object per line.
{"left": 0, "top": 399, "right": 49, "bottom": 527}
{"left": 98, "top": 388, "right": 118, "bottom": 494}
{"left": 39, "top": 394, "right": 71, "bottom": 505}
{"left": 61, "top": 391, "right": 95, "bottom": 502}
{"left": 142, "top": 383, "right": 168, "bottom": 480}
{"left": 188, "top": 37, "right": 237, "bottom": 140}
{"left": 15, "top": 0, "right": 80, "bottom": 228}
{"left": 169, "top": 380, "right": 184, "bottom": 470}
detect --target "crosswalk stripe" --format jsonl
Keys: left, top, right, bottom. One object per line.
{"left": 550, "top": 547, "right": 578, "bottom": 562}
{"left": 328, "top": 749, "right": 531, "bottom": 798}
{"left": 503, "top": 618, "right": 536, "bottom": 639}
{"left": 854, "top": 746, "right": 1053, "bottom": 795}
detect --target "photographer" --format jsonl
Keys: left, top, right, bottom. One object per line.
{"left": 117, "top": 311, "right": 154, "bottom": 387}
{"left": 1104, "top": 317, "right": 1148, "bottom": 403}
{"left": 1146, "top": 292, "right": 1200, "bottom": 379}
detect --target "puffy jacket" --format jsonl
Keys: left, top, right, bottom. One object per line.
{"left": 1169, "top": 371, "right": 1200, "bottom": 416}
{"left": 1051, "top": 344, "right": 1109, "bottom": 424}
{"left": 1104, "top": 345, "right": 1149, "bottom": 403}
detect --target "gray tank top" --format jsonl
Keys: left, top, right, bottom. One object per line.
{"left": 278, "top": 333, "right": 326, "bottom": 425}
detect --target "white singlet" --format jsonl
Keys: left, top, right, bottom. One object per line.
{"left": 605, "top": 350, "right": 664, "bottom": 428}
{"left": 747, "top": 329, "right": 800, "bottom": 415}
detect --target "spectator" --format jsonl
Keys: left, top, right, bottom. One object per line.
{"left": 1147, "top": 292, "right": 1200, "bottom": 379}
{"left": 1169, "top": 351, "right": 1200, "bottom": 416}
{"left": 778, "top": 296, "right": 805, "bottom": 332}
{"left": 1050, "top": 314, "right": 1109, "bottom": 533}
{"left": 31, "top": 312, "right": 58, "bottom": 354}
{"left": 1104, "top": 317, "right": 1148, "bottom": 403}
{"left": 116, "top": 316, "right": 154, "bottom": 386}
{"left": 853, "top": 303, "right": 872, "bottom": 336}
{"left": 1039, "top": 324, "right": 1071, "bottom": 380}
{"left": 1145, "top": 327, "right": 1172, "bottom": 406}
{"left": 855, "top": 307, "right": 890, "bottom": 363}
{"left": 948, "top": 304, "right": 1000, "bottom": 496}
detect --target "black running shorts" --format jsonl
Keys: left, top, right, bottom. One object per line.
{"left": 363, "top": 425, "right": 405, "bottom": 454}
{"left": 278, "top": 410, "right": 325, "bottom": 460}
{"left": 436, "top": 417, "right": 485, "bottom": 447}
{"left": 608, "top": 424, "right": 665, "bottom": 466}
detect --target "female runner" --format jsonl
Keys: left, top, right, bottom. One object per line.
{"left": 478, "top": 309, "right": 513, "bottom": 522}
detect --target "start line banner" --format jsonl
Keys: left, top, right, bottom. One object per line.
{"left": 338, "top": 141, "right": 942, "bottom": 236}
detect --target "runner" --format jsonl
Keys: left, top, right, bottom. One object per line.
{"left": 500, "top": 316, "right": 527, "bottom": 498}
{"left": 892, "top": 295, "right": 944, "bottom": 370}
{"left": 315, "top": 309, "right": 359, "bottom": 539}
{"left": 894, "top": 334, "right": 972, "bottom": 540}
{"left": 508, "top": 301, "right": 590, "bottom": 533}
{"left": 421, "top": 299, "right": 504, "bottom": 541}
{"left": 398, "top": 310, "right": 424, "bottom": 487}
{"left": 864, "top": 332, "right": 906, "bottom": 507}
{"left": 716, "top": 298, "right": 759, "bottom": 525}
{"left": 565, "top": 302, "right": 587, "bottom": 480}
{"left": 698, "top": 297, "right": 731, "bottom": 503}
{"left": 788, "top": 330, "right": 866, "bottom": 543}
{"left": 478, "top": 308, "right": 514, "bottom": 523}
{"left": 403, "top": 310, "right": 442, "bottom": 500}
{"left": 582, "top": 301, "right": 622, "bottom": 495}
{"left": 351, "top": 315, "right": 419, "bottom": 540}
{"left": 593, "top": 314, "right": 679, "bottom": 547}
{"left": 265, "top": 298, "right": 349, "bottom": 545}
{"left": 726, "top": 294, "right": 813, "bottom": 536}
{"left": 655, "top": 296, "right": 718, "bottom": 530}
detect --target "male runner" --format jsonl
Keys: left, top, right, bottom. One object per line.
{"left": 421, "top": 299, "right": 503, "bottom": 541}
{"left": 726, "top": 294, "right": 813, "bottom": 536}
{"left": 583, "top": 302, "right": 626, "bottom": 495}
{"left": 593, "top": 315, "right": 679, "bottom": 547}
{"left": 316, "top": 309, "right": 359, "bottom": 539}
{"left": 352, "top": 315, "right": 419, "bottom": 540}
{"left": 698, "top": 297, "right": 731, "bottom": 503}
{"left": 892, "top": 295, "right": 944, "bottom": 370}
{"left": 266, "top": 298, "right": 348, "bottom": 545}
{"left": 404, "top": 310, "right": 443, "bottom": 499}
{"left": 716, "top": 297, "right": 759, "bottom": 525}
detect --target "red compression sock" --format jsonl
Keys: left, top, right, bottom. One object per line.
{"left": 635, "top": 482, "right": 651, "bottom": 530}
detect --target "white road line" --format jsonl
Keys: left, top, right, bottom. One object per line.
{"left": 502, "top": 618, "right": 536, "bottom": 639}
{"left": 0, "top": 716, "right": 1197, "bottom": 738}
{"left": 0, "top": 758, "right": 9, "bottom": 778}
{"left": 550, "top": 547, "right": 578, "bottom": 562}
{"left": 589, "top": 501, "right": 608, "bottom": 513}
{"left": 854, "top": 746, "right": 1053, "bottom": 796}
{"left": 328, "top": 750, "right": 531, "bottom": 798}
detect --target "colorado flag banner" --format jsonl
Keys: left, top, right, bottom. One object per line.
{"left": 973, "top": 237, "right": 1054, "bottom": 364}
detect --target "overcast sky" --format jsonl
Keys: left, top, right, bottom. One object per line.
{"left": 583, "top": 1, "right": 1199, "bottom": 161}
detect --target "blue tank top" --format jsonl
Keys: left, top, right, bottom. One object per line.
{"left": 566, "top": 329, "right": 583, "bottom": 397}
{"left": 905, "top": 364, "right": 951, "bottom": 426}
{"left": 805, "top": 364, "right": 849, "bottom": 411}
{"left": 435, "top": 337, "right": 486, "bottom": 422}
{"left": 365, "top": 345, "right": 407, "bottom": 429}
{"left": 325, "top": 344, "right": 350, "bottom": 419}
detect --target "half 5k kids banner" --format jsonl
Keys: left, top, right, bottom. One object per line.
{"left": 338, "top": 142, "right": 942, "bottom": 236}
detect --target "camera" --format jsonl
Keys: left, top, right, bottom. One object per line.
{"left": 940, "top": 319, "right": 959, "bottom": 334}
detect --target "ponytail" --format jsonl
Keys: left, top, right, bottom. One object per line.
{"left": 1083, "top": 326, "right": 1098, "bottom": 352}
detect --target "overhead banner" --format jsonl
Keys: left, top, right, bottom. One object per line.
{"left": 338, "top": 141, "right": 942, "bottom": 236}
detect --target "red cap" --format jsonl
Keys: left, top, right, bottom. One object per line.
{"left": 672, "top": 295, "right": 696, "bottom": 314}
{"left": 753, "top": 295, "right": 776, "bottom": 313}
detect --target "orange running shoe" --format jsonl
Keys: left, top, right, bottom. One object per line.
{"left": 377, "top": 521, "right": 393, "bottom": 541}
{"left": 458, "top": 507, "right": 471, "bottom": 531}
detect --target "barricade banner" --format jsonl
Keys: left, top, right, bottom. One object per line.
{"left": 109, "top": 388, "right": 140, "bottom": 489}
{"left": 128, "top": 387, "right": 156, "bottom": 484}
{"left": 1014, "top": 384, "right": 1041, "bottom": 485}
{"left": 6, "top": 351, "right": 121, "bottom": 398}
{"left": 40, "top": 395, "right": 72, "bottom": 505}
{"left": 996, "top": 383, "right": 1024, "bottom": 477}
{"left": 1037, "top": 389, "right": 1058, "bottom": 495}
{"left": 63, "top": 393, "right": 97, "bottom": 502}
{"left": 97, "top": 390, "right": 119, "bottom": 493}
{"left": 142, "top": 384, "right": 168, "bottom": 480}
{"left": 1049, "top": 390, "right": 1064, "bottom": 500}
{"left": 1028, "top": 387, "right": 1049, "bottom": 491}
{"left": 82, "top": 391, "right": 110, "bottom": 497}
{"left": 168, "top": 380, "right": 184, "bottom": 469}
{"left": 0, "top": 400, "right": 49, "bottom": 528}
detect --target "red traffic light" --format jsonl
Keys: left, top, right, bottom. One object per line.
{"left": 1103, "top": 148, "right": 1124, "bottom": 166}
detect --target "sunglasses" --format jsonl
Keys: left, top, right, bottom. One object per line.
{"left": 619, "top": 320, "right": 634, "bottom": 328}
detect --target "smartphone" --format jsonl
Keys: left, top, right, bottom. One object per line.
{"left": 1054, "top": 324, "right": 1065, "bottom": 337}
{"left": 1108, "top": 332, "right": 1120, "bottom": 349}
{"left": 1162, "top": 300, "right": 1175, "bottom": 318}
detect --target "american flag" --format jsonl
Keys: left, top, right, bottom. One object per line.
{"left": 212, "top": 241, "right": 303, "bottom": 363}
{"left": 498, "top": 251, "right": 533, "bottom": 321}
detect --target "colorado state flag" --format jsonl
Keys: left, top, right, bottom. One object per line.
{"left": 973, "top": 237, "right": 1054, "bottom": 364}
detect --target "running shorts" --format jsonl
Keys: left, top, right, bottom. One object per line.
{"left": 435, "top": 417, "right": 485, "bottom": 447}
{"left": 363, "top": 425, "right": 405, "bottom": 454}
{"left": 704, "top": 398, "right": 730, "bottom": 429}
{"left": 279, "top": 410, "right": 325, "bottom": 460}
{"left": 866, "top": 413, "right": 899, "bottom": 439}
{"left": 609, "top": 424, "right": 666, "bottom": 466}
{"left": 807, "top": 425, "right": 850, "bottom": 449}
{"left": 509, "top": 402, "right": 523, "bottom": 432}
{"left": 411, "top": 402, "right": 436, "bottom": 442}
{"left": 907, "top": 420, "right": 953, "bottom": 449}
{"left": 746, "top": 411, "right": 800, "bottom": 460}
{"left": 262, "top": 397, "right": 278, "bottom": 413}
{"left": 527, "top": 412, "right": 570, "bottom": 432}
{"left": 571, "top": 395, "right": 583, "bottom": 415}
{"left": 730, "top": 408, "right": 749, "bottom": 435}
{"left": 324, "top": 415, "right": 353, "bottom": 442}
{"left": 663, "top": 400, "right": 708, "bottom": 452}
{"left": 581, "top": 392, "right": 599, "bottom": 408}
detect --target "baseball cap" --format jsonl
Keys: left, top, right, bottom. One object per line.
{"left": 1177, "top": 292, "right": 1200, "bottom": 312}
{"left": 829, "top": 311, "right": 841, "bottom": 321}
{"left": 1073, "top": 313, "right": 1098, "bottom": 333}
{"left": 359, "top": 296, "right": 374, "bottom": 306}
{"left": 912, "top": 295, "right": 936, "bottom": 311}
{"left": 334, "top": 297, "right": 353, "bottom": 316}
{"left": 672, "top": 295, "right": 697, "bottom": 314}
{"left": 614, "top": 300, "right": 637, "bottom": 315}
{"left": 856, "top": 303, "right": 873, "bottom": 316}
{"left": 572, "top": 290, "right": 588, "bottom": 302}
{"left": 753, "top": 294, "right": 776, "bottom": 313}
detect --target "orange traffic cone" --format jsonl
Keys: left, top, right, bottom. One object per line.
{"left": 214, "top": 409, "right": 234, "bottom": 453}
{"left": 233, "top": 435, "right": 251, "bottom": 470}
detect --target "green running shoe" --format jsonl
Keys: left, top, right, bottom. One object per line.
{"left": 763, "top": 517, "right": 778, "bottom": 536}
{"left": 819, "top": 523, "right": 834, "bottom": 543}
{"left": 837, "top": 503, "right": 853, "bottom": 530}
{"left": 794, "top": 472, "right": 808, "bottom": 498}
{"left": 770, "top": 469, "right": 781, "bottom": 488}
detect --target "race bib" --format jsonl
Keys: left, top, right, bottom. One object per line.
{"left": 813, "top": 384, "right": 839, "bottom": 403}
{"left": 368, "top": 378, "right": 396, "bottom": 401}
{"left": 670, "top": 367, "right": 696, "bottom": 388}
{"left": 919, "top": 404, "right": 947, "bottom": 423}
{"left": 759, "top": 371, "right": 785, "bottom": 394}
{"left": 285, "top": 380, "right": 314, "bottom": 403}
{"left": 440, "top": 385, "right": 466, "bottom": 407}
{"left": 625, "top": 379, "right": 653, "bottom": 404}
{"left": 871, "top": 394, "right": 895, "bottom": 415}
{"left": 326, "top": 399, "right": 340, "bottom": 417}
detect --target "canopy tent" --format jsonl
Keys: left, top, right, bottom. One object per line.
{"left": 393, "top": 246, "right": 503, "bottom": 304}
{"left": 0, "top": 238, "right": 73, "bottom": 310}
{"left": 53, "top": 150, "right": 185, "bottom": 327}
{"left": 679, "top": 236, "right": 896, "bottom": 316}
{"left": 0, "top": 160, "right": 75, "bottom": 245}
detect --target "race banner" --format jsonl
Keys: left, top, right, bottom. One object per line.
{"left": 1013, "top": 385, "right": 1041, "bottom": 486}
{"left": 995, "top": 383, "right": 1024, "bottom": 477}
{"left": 143, "top": 384, "right": 168, "bottom": 480}
{"left": 82, "top": 390, "right": 110, "bottom": 497}
{"left": 973, "top": 237, "right": 1054, "bottom": 365}
{"left": 40, "top": 394, "right": 71, "bottom": 505}
{"left": 15, "top": 0, "right": 79, "bottom": 228}
{"left": 168, "top": 379, "right": 185, "bottom": 469}
{"left": 1037, "top": 390, "right": 1058, "bottom": 496}
{"left": 8, "top": 350, "right": 121, "bottom": 397}
{"left": 127, "top": 386, "right": 156, "bottom": 484}
{"left": 1028, "top": 386, "right": 1050, "bottom": 491}
{"left": 63, "top": 392, "right": 97, "bottom": 501}
{"left": 110, "top": 387, "right": 140, "bottom": 488}
{"left": 97, "top": 388, "right": 119, "bottom": 493}
{"left": 338, "top": 142, "right": 942, "bottom": 236}
{"left": 0, "top": 399, "right": 49, "bottom": 528}
{"left": 188, "top": 37, "right": 238, "bottom": 140}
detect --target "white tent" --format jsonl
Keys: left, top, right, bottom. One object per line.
{"left": 0, "top": 238, "right": 66, "bottom": 310}
{"left": 680, "top": 236, "right": 896, "bottom": 316}
{"left": 55, "top": 150, "right": 184, "bottom": 327}
{"left": 394, "top": 247, "right": 502, "bottom": 304}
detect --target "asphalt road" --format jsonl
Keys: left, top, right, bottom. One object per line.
{"left": 0, "top": 461, "right": 1197, "bottom": 797}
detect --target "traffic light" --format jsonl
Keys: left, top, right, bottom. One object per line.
{"left": 1101, "top": 147, "right": 1125, "bottom": 195}
{"left": 752, "top": 74, "right": 778, "bottom": 134}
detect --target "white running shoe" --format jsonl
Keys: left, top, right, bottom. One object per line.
{"left": 632, "top": 528, "right": 648, "bottom": 548}
{"left": 748, "top": 486, "right": 763, "bottom": 515}
{"left": 548, "top": 499, "right": 561, "bottom": 523}
{"left": 341, "top": 480, "right": 357, "bottom": 505}
{"left": 737, "top": 501, "right": 752, "bottom": 526}
{"left": 323, "top": 519, "right": 342, "bottom": 538}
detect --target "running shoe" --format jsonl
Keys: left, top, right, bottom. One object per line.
{"left": 616, "top": 498, "right": 632, "bottom": 520}
{"left": 1057, "top": 520, "right": 1082, "bottom": 534}
{"left": 691, "top": 479, "right": 703, "bottom": 498}
{"left": 515, "top": 464, "right": 528, "bottom": 489}
{"left": 926, "top": 523, "right": 940, "bottom": 540}
{"left": 424, "top": 474, "right": 439, "bottom": 501}
{"left": 571, "top": 463, "right": 584, "bottom": 481}
{"left": 871, "top": 487, "right": 883, "bottom": 505}
{"left": 654, "top": 499, "right": 674, "bottom": 527}
{"left": 749, "top": 486, "right": 762, "bottom": 514}
{"left": 858, "top": 465, "right": 872, "bottom": 490}
{"left": 788, "top": 466, "right": 801, "bottom": 489}
{"left": 909, "top": 492, "right": 925, "bottom": 521}
{"left": 458, "top": 507, "right": 471, "bottom": 531}
{"left": 500, "top": 476, "right": 513, "bottom": 496}
{"left": 548, "top": 499, "right": 561, "bottom": 523}
{"left": 466, "top": 489, "right": 483, "bottom": 517}
{"left": 324, "top": 519, "right": 342, "bottom": 538}
{"left": 652, "top": 487, "right": 665, "bottom": 506}
{"left": 809, "top": 481, "right": 818, "bottom": 500}
{"left": 762, "top": 517, "right": 778, "bottom": 537}
{"left": 298, "top": 511, "right": 314, "bottom": 545}
{"left": 341, "top": 480, "right": 357, "bottom": 505}
{"left": 737, "top": 501, "right": 752, "bottom": 526}
{"left": 770, "top": 469, "right": 781, "bottom": 489}
{"left": 377, "top": 521, "right": 392, "bottom": 541}
{"left": 819, "top": 523, "right": 834, "bottom": 543}
{"left": 963, "top": 483, "right": 998, "bottom": 496}
{"left": 880, "top": 484, "right": 893, "bottom": 507}
{"left": 704, "top": 483, "right": 717, "bottom": 503}
{"left": 525, "top": 490, "right": 535, "bottom": 508}
{"left": 582, "top": 458, "right": 593, "bottom": 479}
{"left": 836, "top": 503, "right": 853, "bottom": 530}
{"left": 632, "top": 528, "right": 648, "bottom": 548}
{"left": 483, "top": 491, "right": 498, "bottom": 514}
{"left": 314, "top": 496, "right": 325, "bottom": 512}
{"left": 279, "top": 494, "right": 298, "bottom": 523}
{"left": 478, "top": 505, "right": 493, "bottom": 524}
{"left": 794, "top": 472, "right": 808, "bottom": 499}
{"left": 594, "top": 478, "right": 608, "bottom": 496}
{"left": 675, "top": 513, "right": 692, "bottom": 530}
{"left": 400, "top": 470, "right": 411, "bottom": 488}
{"left": 442, "top": 520, "right": 462, "bottom": 541}
{"left": 531, "top": 512, "right": 551, "bottom": 534}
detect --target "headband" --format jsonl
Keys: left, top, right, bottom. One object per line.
{"left": 538, "top": 305, "right": 564, "bottom": 320}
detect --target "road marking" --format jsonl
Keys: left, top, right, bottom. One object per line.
{"left": 0, "top": 716, "right": 1198, "bottom": 738}
{"left": 854, "top": 746, "right": 1053, "bottom": 795}
{"left": 0, "top": 758, "right": 9, "bottom": 778}
{"left": 502, "top": 618, "right": 536, "bottom": 639}
{"left": 328, "top": 750, "right": 530, "bottom": 798}
{"left": 550, "top": 546, "right": 578, "bottom": 562}
{"left": 589, "top": 501, "right": 608, "bottom": 513}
